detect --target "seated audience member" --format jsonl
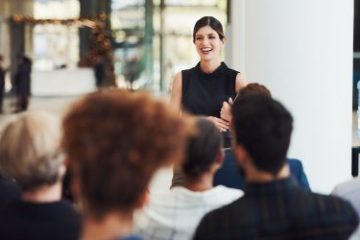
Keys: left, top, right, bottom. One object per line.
{"left": 216, "top": 83, "right": 310, "bottom": 191}
{"left": 333, "top": 178, "right": 360, "bottom": 239}
{"left": 220, "top": 82, "right": 271, "bottom": 123}
{"left": 62, "top": 89, "right": 190, "bottom": 240}
{"left": 194, "top": 95, "right": 358, "bottom": 239}
{"left": 214, "top": 150, "right": 311, "bottom": 191}
{"left": 172, "top": 83, "right": 272, "bottom": 187}
{"left": 135, "top": 118, "right": 243, "bottom": 240}
{"left": 0, "top": 111, "right": 80, "bottom": 240}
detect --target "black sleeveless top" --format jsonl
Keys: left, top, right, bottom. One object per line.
{"left": 181, "top": 62, "right": 238, "bottom": 148}
{"left": 181, "top": 62, "right": 238, "bottom": 117}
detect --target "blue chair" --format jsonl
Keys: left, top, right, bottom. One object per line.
{"left": 214, "top": 148, "right": 311, "bottom": 191}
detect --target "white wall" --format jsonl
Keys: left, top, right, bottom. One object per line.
{"left": 231, "top": 0, "right": 354, "bottom": 193}
{"left": 225, "top": 0, "right": 246, "bottom": 72}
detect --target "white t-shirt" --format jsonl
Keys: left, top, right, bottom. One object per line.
{"left": 134, "top": 185, "right": 243, "bottom": 240}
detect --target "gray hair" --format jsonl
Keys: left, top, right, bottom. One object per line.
{"left": 0, "top": 111, "right": 63, "bottom": 191}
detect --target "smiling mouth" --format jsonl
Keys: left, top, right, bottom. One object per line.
{"left": 201, "top": 47, "right": 212, "bottom": 53}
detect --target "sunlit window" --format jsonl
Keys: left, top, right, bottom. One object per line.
{"left": 111, "top": 0, "right": 227, "bottom": 91}
{"left": 33, "top": 0, "right": 80, "bottom": 71}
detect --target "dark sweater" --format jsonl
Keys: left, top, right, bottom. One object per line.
{"left": 0, "top": 199, "right": 80, "bottom": 240}
{"left": 195, "top": 178, "right": 359, "bottom": 240}
{"left": 0, "top": 174, "right": 20, "bottom": 210}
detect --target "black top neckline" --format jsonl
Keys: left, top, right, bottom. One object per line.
{"left": 196, "top": 62, "right": 227, "bottom": 79}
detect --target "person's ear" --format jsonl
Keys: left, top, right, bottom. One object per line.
{"left": 210, "top": 148, "right": 225, "bottom": 173}
{"left": 71, "top": 175, "right": 81, "bottom": 201}
{"left": 136, "top": 191, "right": 150, "bottom": 209}
{"left": 233, "top": 144, "right": 248, "bottom": 166}
{"left": 58, "top": 163, "right": 66, "bottom": 179}
{"left": 215, "top": 148, "right": 225, "bottom": 166}
{"left": 63, "top": 157, "right": 70, "bottom": 167}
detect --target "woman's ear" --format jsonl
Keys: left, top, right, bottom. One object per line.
{"left": 215, "top": 148, "right": 225, "bottom": 166}
{"left": 211, "top": 148, "right": 225, "bottom": 173}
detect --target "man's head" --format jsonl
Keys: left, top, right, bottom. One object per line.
{"left": 182, "top": 118, "right": 223, "bottom": 180}
{"left": 231, "top": 95, "right": 293, "bottom": 176}
{"left": 235, "top": 83, "right": 271, "bottom": 102}
{"left": 0, "top": 111, "right": 63, "bottom": 192}
{"left": 62, "top": 89, "right": 190, "bottom": 218}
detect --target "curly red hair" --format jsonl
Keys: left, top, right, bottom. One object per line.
{"left": 62, "top": 89, "right": 192, "bottom": 217}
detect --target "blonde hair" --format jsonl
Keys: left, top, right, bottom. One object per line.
{"left": 0, "top": 111, "right": 63, "bottom": 191}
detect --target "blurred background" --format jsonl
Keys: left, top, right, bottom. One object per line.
{"left": 0, "top": 0, "right": 228, "bottom": 94}
{"left": 0, "top": 0, "right": 358, "bottom": 194}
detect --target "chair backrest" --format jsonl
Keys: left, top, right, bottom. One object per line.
{"left": 214, "top": 148, "right": 311, "bottom": 191}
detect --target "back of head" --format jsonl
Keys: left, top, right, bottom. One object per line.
{"left": 193, "top": 16, "right": 225, "bottom": 42}
{"left": 62, "top": 89, "right": 191, "bottom": 218}
{"left": 232, "top": 95, "right": 293, "bottom": 175}
{"left": 0, "top": 111, "right": 62, "bottom": 191}
{"left": 234, "top": 83, "right": 271, "bottom": 104}
{"left": 182, "top": 118, "right": 222, "bottom": 179}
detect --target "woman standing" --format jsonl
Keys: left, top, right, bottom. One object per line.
{"left": 170, "top": 16, "right": 246, "bottom": 147}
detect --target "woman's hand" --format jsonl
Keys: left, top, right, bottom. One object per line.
{"left": 220, "top": 98, "right": 233, "bottom": 122}
{"left": 207, "top": 116, "right": 230, "bottom": 132}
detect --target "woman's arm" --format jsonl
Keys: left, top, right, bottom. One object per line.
{"left": 235, "top": 72, "right": 247, "bottom": 93}
{"left": 170, "top": 72, "right": 182, "bottom": 114}
{"left": 220, "top": 73, "right": 247, "bottom": 122}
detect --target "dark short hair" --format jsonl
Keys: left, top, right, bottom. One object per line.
{"left": 62, "top": 89, "right": 191, "bottom": 217}
{"left": 237, "top": 83, "right": 271, "bottom": 99}
{"left": 182, "top": 118, "right": 222, "bottom": 178}
{"left": 232, "top": 95, "right": 293, "bottom": 175}
{"left": 193, "top": 16, "right": 225, "bottom": 42}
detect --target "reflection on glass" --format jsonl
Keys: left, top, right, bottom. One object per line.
{"left": 112, "top": 0, "right": 146, "bottom": 89}
{"left": 111, "top": 0, "right": 227, "bottom": 92}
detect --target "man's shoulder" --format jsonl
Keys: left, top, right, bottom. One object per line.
{"left": 197, "top": 196, "right": 243, "bottom": 224}
{"left": 194, "top": 188, "right": 359, "bottom": 239}
{"left": 302, "top": 189, "right": 354, "bottom": 209}
{"left": 280, "top": 187, "right": 357, "bottom": 221}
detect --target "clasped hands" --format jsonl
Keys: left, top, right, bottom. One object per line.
{"left": 207, "top": 98, "right": 233, "bottom": 132}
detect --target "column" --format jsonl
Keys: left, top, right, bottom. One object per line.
{"left": 230, "top": 0, "right": 354, "bottom": 193}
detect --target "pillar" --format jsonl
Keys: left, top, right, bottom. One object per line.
{"left": 231, "top": 0, "right": 354, "bottom": 193}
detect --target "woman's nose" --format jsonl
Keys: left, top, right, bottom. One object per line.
{"left": 202, "top": 37, "right": 209, "bottom": 45}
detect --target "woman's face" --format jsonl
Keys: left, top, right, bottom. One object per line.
{"left": 194, "top": 25, "right": 224, "bottom": 61}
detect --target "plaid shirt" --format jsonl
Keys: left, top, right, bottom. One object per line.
{"left": 194, "top": 178, "right": 359, "bottom": 240}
